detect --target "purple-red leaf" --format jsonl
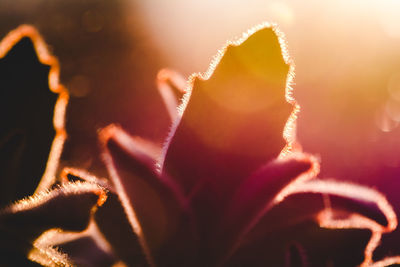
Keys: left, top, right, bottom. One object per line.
{"left": 61, "top": 167, "right": 147, "bottom": 266}
{"left": 207, "top": 154, "right": 317, "bottom": 265}
{"left": 231, "top": 179, "right": 398, "bottom": 266}
{"left": 100, "top": 125, "right": 196, "bottom": 266}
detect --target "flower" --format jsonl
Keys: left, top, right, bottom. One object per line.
{"left": 1, "top": 23, "right": 400, "bottom": 267}
{"left": 94, "top": 24, "right": 400, "bottom": 266}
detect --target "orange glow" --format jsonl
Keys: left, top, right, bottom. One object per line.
{"left": 370, "top": 256, "right": 400, "bottom": 267}
{"left": 5, "top": 181, "right": 107, "bottom": 214}
{"left": 274, "top": 153, "right": 320, "bottom": 203}
{"left": 0, "top": 25, "right": 69, "bottom": 193}
{"left": 60, "top": 167, "right": 113, "bottom": 193}
{"left": 30, "top": 220, "right": 113, "bottom": 266}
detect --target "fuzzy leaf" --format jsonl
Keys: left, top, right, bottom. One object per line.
{"left": 0, "top": 182, "right": 106, "bottom": 265}
{"left": 33, "top": 223, "right": 117, "bottom": 267}
{"left": 156, "top": 68, "right": 187, "bottom": 122}
{"left": 57, "top": 236, "right": 115, "bottom": 267}
{"left": 0, "top": 25, "right": 69, "bottom": 202}
{"left": 95, "top": 193, "right": 149, "bottom": 266}
{"left": 229, "top": 179, "right": 398, "bottom": 266}
{"left": 0, "top": 37, "right": 54, "bottom": 205}
{"left": 100, "top": 125, "right": 196, "bottom": 265}
{"left": 161, "top": 25, "right": 293, "bottom": 199}
{"left": 226, "top": 220, "right": 370, "bottom": 267}
{"left": 60, "top": 168, "right": 144, "bottom": 265}
{"left": 201, "top": 154, "right": 316, "bottom": 265}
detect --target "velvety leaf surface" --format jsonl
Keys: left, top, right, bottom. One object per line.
{"left": 31, "top": 217, "right": 118, "bottom": 266}
{"left": 95, "top": 193, "right": 149, "bottom": 266}
{"left": 0, "top": 37, "right": 56, "bottom": 206}
{"left": 160, "top": 26, "right": 294, "bottom": 265}
{"left": 222, "top": 155, "right": 314, "bottom": 232}
{"left": 228, "top": 180, "right": 397, "bottom": 266}
{"left": 162, "top": 26, "right": 292, "bottom": 197}
{"left": 198, "top": 155, "right": 315, "bottom": 265}
{"left": 0, "top": 182, "right": 106, "bottom": 265}
{"left": 56, "top": 236, "right": 116, "bottom": 267}
{"left": 60, "top": 167, "right": 141, "bottom": 265}
{"left": 100, "top": 126, "right": 197, "bottom": 265}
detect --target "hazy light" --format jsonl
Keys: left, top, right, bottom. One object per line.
{"left": 267, "top": 1, "right": 294, "bottom": 26}
{"left": 375, "top": 105, "right": 399, "bottom": 132}
{"left": 376, "top": 0, "right": 400, "bottom": 38}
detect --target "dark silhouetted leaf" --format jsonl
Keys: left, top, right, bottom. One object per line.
{"left": 0, "top": 37, "right": 56, "bottom": 205}
{"left": 95, "top": 193, "right": 149, "bottom": 267}
{"left": 100, "top": 125, "right": 197, "bottom": 266}
{"left": 285, "top": 242, "right": 307, "bottom": 267}
{"left": 0, "top": 182, "right": 106, "bottom": 265}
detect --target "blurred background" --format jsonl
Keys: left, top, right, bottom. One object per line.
{"left": 1, "top": 0, "right": 400, "bottom": 259}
